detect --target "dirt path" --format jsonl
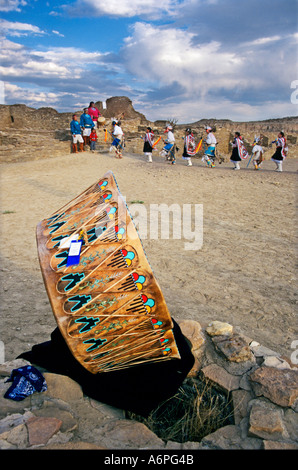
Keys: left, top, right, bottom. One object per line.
{"left": 0, "top": 151, "right": 297, "bottom": 362}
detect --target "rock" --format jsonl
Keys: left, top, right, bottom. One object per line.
{"left": 0, "top": 411, "right": 34, "bottom": 434}
{"left": 1, "top": 423, "right": 28, "bottom": 448}
{"left": 249, "top": 366, "right": 298, "bottom": 407}
{"left": 33, "top": 405, "right": 78, "bottom": 433}
{"left": 42, "top": 441, "right": 106, "bottom": 450}
{"left": 283, "top": 408, "right": 298, "bottom": 442}
{"left": 179, "top": 320, "right": 205, "bottom": 351}
{"left": 201, "top": 424, "right": 262, "bottom": 450}
{"left": 0, "top": 379, "right": 32, "bottom": 418}
{"left": 206, "top": 321, "right": 233, "bottom": 337}
{"left": 0, "top": 359, "right": 31, "bottom": 377}
{"left": 201, "top": 364, "right": 240, "bottom": 392}
{"left": 262, "top": 355, "right": 292, "bottom": 369}
{"left": 263, "top": 440, "right": 298, "bottom": 450}
{"left": 43, "top": 373, "right": 83, "bottom": 402}
{"left": 250, "top": 343, "right": 283, "bottom": 358}
{"left": 231, "top": 390, "right": 253, "bottom": 425}
{"left": 97, "top": 419, "right": 165, "bottom": 449}
{"left": 248, "top": 398, "right": 289, "bottom": 441}
{"left": 26, "top": 416, "right": 62, "bottom": 447}
{"left": 212, "top": 333, "right": 254, "bottom": 363}
{"left": 90, "top": 399, "right": 125, "bottom": 420}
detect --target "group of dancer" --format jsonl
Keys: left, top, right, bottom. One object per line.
{"left": 71, "top": 102, "right": 288, "bottom": 172}
{"left": 143, "top": 125, "right": 288, "bottom": 172}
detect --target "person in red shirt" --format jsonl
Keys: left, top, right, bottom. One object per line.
{"left": 89, "top": 128, "right": 98, "bottom": 152}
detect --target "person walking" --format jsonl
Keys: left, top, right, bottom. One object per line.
{"left": 230, "top": 132, "right": 249, "bottom": 170}
{"left": 271, "top": 131, "right": 288, "bottom": 172}
{"left": 202, "top": 126, "right": 217, "bottom": 167}
{"left": 109, "top": 120, "right": 124, "bottom": 158}
{"left": 163, "top": 125, "right": 176, "bottom": 164}
{"left": 143, "top": 126, "right": 155, "bottom": 163}
{"left": 182, "top": 128, "right": 196, "bottom": 167}
{"left": 252, "top": 137, "right": 263, "bottom": 170}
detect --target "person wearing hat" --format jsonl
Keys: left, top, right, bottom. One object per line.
{"left": 80, "top": 108, "right": 95, "bottom": 148}
{"left": 271, "top": 131, "right": 288, "bottom": 172}
{"left": 163, "top": 125, "right": 176, "bottom": 164}
{"left": 143, "top": 126, "right": 155, "bottom": 163}
{"left": 182, "top": 128, "right": 196, "bottom": 167}
{"left": 109, "top": 120, "right": 124, "bottom": 158}
{"left": 230, "top": 132, "right": 249, "bottom": 170}
{"left": 70, "top": 114, "right": 85, "bottom": 153}
{"left": 252, "top": 137, "right": 264, "bottom": 170}
{"left": 202, "top": 126, "right": 217, "bottom": 167}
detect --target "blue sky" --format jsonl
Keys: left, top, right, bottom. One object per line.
{"left": 0, "top": 0, "right": 297, "bottom": 123}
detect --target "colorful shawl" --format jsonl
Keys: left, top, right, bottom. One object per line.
{"left": 236, "top": 137, "right": 249, "bottom": 160}
{"left": 184, "top": 134, "right": 196, "bottom": 156}
{"left": 277, "top": 136, "right": 288, "bottom": 158}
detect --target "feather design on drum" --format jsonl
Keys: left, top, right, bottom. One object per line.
{"left": 36, "top": 171, "right": 180, "bottom": 374}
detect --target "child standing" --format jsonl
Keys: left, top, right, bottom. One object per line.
{"left": 90, "top": 128, "right": 98, "bottom": 153}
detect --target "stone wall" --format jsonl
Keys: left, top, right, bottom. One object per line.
{"left": 0, "top": 319, "right": 297, "bottom": 450}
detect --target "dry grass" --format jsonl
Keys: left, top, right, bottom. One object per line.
{"left": 128, "top": 377, "right": 234, "bottom": 443}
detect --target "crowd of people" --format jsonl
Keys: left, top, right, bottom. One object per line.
{"left": 70, "top": 102, "right": 289, "bottom": 172}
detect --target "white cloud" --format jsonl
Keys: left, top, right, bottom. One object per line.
{"left": 75, "top": 0, "right": 179, "bottom": 18}
{"left": 0, "top": 0, "right": 27, "bottom": 12}
{"left": 0, "top": 19, "right": 46, "bottom": 36}
{"left": 122, "top": 23, "right": 244, "bottom": 93}
{"left": 52, "top": 30, "right": 65, "bottom": 38}
{"left": 0, "top": 37, "right": 107, "bottom": 80}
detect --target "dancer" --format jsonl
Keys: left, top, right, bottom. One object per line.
{"left": 109, "top": 120, "right": 124, "bottom": 158}
{"left": 143, "top": 127, "right": 155, "bottom": 163}
{"left": 230, "top": 132, "right": 249, "bottom": 170}
{"left": 162, "top": 125, "right": 176, "bottom": 164}
{"left": 202, "top": 126, "right": 217, "bottom": 167}
{"left": 271, "top": 131, "right": 288, "bottom": 172}
{"left": 252, "top": 137, "right": 263, "bottom": 170}
{"left": 182, "top": 128, "right": 196, "bottom": 167}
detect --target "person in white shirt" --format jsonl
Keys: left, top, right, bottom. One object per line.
{"left": 162, "top": 125, "right": 176, "bottom": 164}
{"left": 202, "top": 126, "right": 217, "bottom": 167}
{"left": 252, "top": 137, "right": 263, "bottom": 170}
{"left": 109, "top": 120, "right": 124, "bottom": 158}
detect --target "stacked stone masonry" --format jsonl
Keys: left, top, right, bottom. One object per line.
{"left": 1, "top": 320, "right": 297, "bottom": 450}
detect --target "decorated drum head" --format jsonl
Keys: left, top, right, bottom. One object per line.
{"left": 36, "top": 171, "right": 180, "bottom": 374}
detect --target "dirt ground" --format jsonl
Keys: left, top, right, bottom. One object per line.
{"left": 0, "top": 149, "right": 297, "bottom": 363}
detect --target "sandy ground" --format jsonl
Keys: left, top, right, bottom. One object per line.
{"left": 0, "top": 149, "right": 297, "bottom": 364}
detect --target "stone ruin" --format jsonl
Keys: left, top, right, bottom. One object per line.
{"left": 0, "top": 319, "right": 297, "bottom": 450}
{"left": 0, "top": 97, "right": 297, "bottom": 163}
